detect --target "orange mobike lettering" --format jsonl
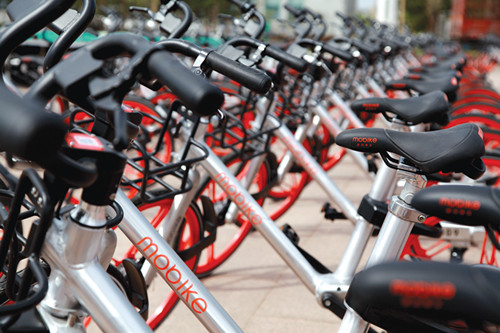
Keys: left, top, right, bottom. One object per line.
{"left": 285, "top": 139, "right": 319, "bottom": 177}
{"left": 438, "top": 197, "right": 481, "bottom": 210}
{"left": 215, "top": 173, "right": 263, "bottom": 225}
{"left": 362, "top": 103, "right": 380, "bottom": 109}
{"left": 389, "top": 279, "right": 456, "bottom": 310}
{"left": 352, "top": 137, "right": 377, "bottom": 143}
{"left": 136, "top": 237, "right": 207, "bottom": 313}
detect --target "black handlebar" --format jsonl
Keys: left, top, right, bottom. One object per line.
{"left": 284, "top": 3, "right": 303, "bottom": 17}
{"left": 264, "top": 44, "right": 308, "bottom": 72}
{"left": 297, "top": 39, "right": 354, "bottom": 62}
{"left": 158, "top": 39, "right": 272, "bottom": 94}
{"left": 205, "top": 51, "right": 271, "bottom": 94}
{"left": 147, "top": 50, "right": 224, "bottom": 115}
{"left": 0, "top": 88, "right": 65, "bottom": 167}
{"left": 44, "top": 0, "right": 96, "bottom": 70}
{"left": 224, "top": 36, "right": 308, "bottom": 72}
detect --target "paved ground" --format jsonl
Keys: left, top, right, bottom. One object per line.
{"left": 140, "top": 148, "right": 374, "bottom": 333}
{"left": 127, "top": 66, "right": 500, "bottom": 333}
{"left": 81, "top": 65, "right": 500, "bottom": 333}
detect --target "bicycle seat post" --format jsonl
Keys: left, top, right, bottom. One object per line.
{"left": 339, "top": 159, "right": 429, "bottom": 333}
{"left": 366, "top": 162, "right": 428, "bottom": 266}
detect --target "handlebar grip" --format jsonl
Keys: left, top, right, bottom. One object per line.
{"left": 228, "top": 0, "right": 252, "bottom": 12}
{"left": 336, "top": 11, "right": 349, "bottom": 21}
{"left": 322, "top": 43, "right": 353, "bottom": 62}
{"left": 264, "top": 45, "right": 308, "bottom": 72}
{"left": 147, "top": 50, "right": 224, "bottom": 116}
{"left": 0, "top": 89, "right": 66, "bottom": 165}
{"left": 205, "top": 51, "right": 272, "bottom": 94}
{"left": 284, "top": 4, "right": 302, "bottom": 17}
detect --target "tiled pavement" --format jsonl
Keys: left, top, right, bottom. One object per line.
{"left": 90, "top": 65, "right": 500, "bottom": 333}
{"left": 148, "top": 65, "right": 500, "bottom": 332}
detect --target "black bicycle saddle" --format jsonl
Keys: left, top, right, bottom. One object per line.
{"left": 406, "top": 69, "right": 461, "bottom": 81}
{"left": 345, "top": 261, "right": 500, "bottom": 333}
{"left": 350, "top": 91, "right": 449, "bottom": 125}
{"left": 335, "top": 123, "right": 485, "bottom": 179}
{"left": 412, "top": 184, "right": 500, "bottom": 229}
{"left": 386, "top": 75, "right": 459, "bottom": 102}
{"left": 411, "top": 53, "right": 467, "bottom": 72}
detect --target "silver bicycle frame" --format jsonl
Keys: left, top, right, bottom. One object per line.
{"left": 139, "top": 169, "right": 202, "bottom": 285}
{"left": 338, "top": 163, "right": 429, "bottom": 333}
{"left": 116, "top": 189, "right": 243, "bottom": 333}
{"left": 40, "top": 202, "right": 154, "bottom": 333}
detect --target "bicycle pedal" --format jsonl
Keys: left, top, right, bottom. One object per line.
{"left": 321, "top": 203, "right": 346, "bottom": 221}
{"left": 280, "top": 223, "right": 300, "bottom": 245}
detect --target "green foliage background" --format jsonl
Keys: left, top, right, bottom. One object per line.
{"left": 98, "top": 0, "right": 236, "bottom": 22}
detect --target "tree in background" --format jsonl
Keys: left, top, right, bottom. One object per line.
{"left": 405, "top": 0, "right": 451, "bottom": 32}
{"left": 100, "top": 0, "right": 235, "bottom": 22}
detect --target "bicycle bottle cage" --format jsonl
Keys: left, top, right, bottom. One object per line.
{"left": 0, "top": 169, "right": 51, "bottom": 329}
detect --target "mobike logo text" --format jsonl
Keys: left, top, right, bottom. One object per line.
{"left": 361, "top": 103, "right": 380, "bottom": 110}
{"left": 285, "top": 139, "right": 319, "bottom": 177}
{"left": 352, "top": 137, "right": 377, "bottom": 148}
{"left": 215, "top": 173, "right": 263, "bottom": 225}
{"left": 439, "top": 197, "right": 481, "bottom": 216}
{"left": 136, "top": 237, "right": 207, "bottom": 313}
{"left": 389, "top": 279, "right": 456, "bottom": 310}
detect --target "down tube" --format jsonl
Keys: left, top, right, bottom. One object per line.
{"left": 115, "top": 189, "right": 242, "bottom": 333}
{"left": 266, "top": 116, "right": 360, "bottom": 223}
{"left": 198, "top": 147, "right": 324, "bottom": 293}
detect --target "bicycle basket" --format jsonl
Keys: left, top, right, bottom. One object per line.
{"left": 66, "top": 98, "right": 208, "bottom": 204}
{"left": 204, "top": 83, "right": 281, "bottom": 161}
{"left": 0, "top": 169, "right": 51, "bottom": 328}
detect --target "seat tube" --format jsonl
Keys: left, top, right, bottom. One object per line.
{"left": 325, "top": 90, "right": 366, "bottom": 129}
{"left": 366, "top": 78, "right": 387, "bottom": 98}
{"left": 339, "top": 166, "right": 428, "bottom": 333}
{"left": 332, "top": 162, "right": 397, "bottom": 284}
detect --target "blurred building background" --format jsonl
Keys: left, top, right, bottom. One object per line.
{"left": 2, "top": 0, "right": 497, "bottom": 41}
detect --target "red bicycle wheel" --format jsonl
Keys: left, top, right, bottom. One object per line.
{"left": 115, "top": 197, "right": 203, "bottom": 330}
{"left": 194, "top": 154, "right": 271, "bottom": 276}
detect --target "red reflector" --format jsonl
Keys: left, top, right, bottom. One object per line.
{"left": 65, "top": 133, "right": 105, "bottom": 151}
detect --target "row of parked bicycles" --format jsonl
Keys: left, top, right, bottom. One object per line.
{"left": 0, "top": 0, "right": 499, "bottom": 332}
